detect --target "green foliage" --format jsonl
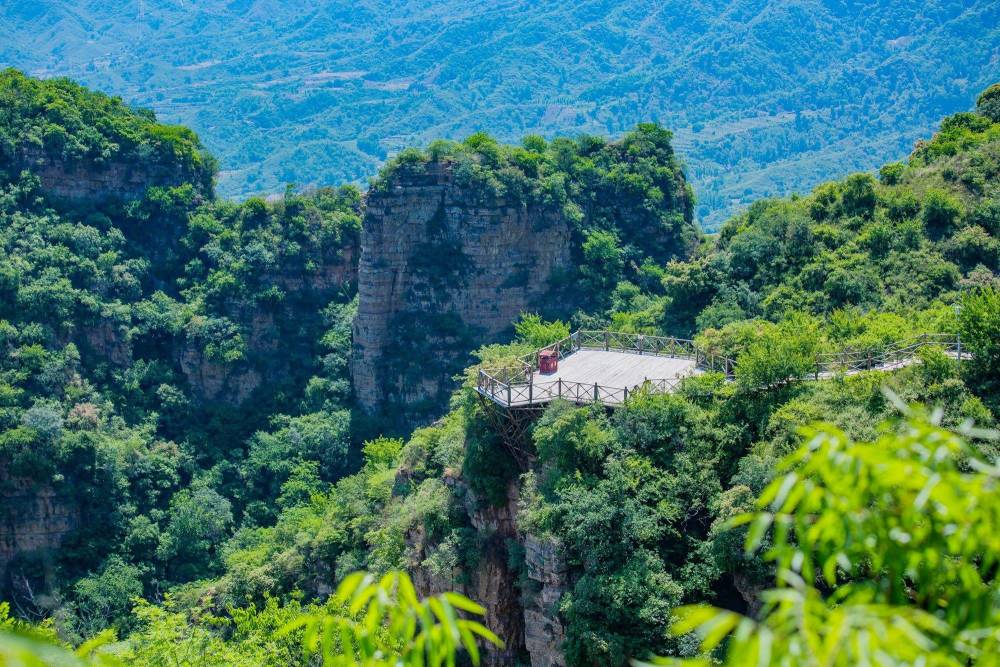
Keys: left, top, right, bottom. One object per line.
{"left": 0, "top": 602, "right": 119, "bottom": 666}
{"left": 157, "top": 483, "right": 233, "bottom": 581}
{"left": 6, "top": 8, "right": 999, "bottom": 228}
{"left": 878, "top": 162, "right": 905, "bottom": 185}
{"left": 513, "top": 314, "right": 570, "bottom": 349}
{"left": 518, "top": 391, "right": 738, "bottom": 665}
{"left": 281, "top": 570, "right": 502, "bottom": 666}
{"left": 976, "top": 83, "right": 1000, "bottom": 123}
{"left": 368, "top": 124, "right": 697, "bottom": 425}
{"left": 839, "top": 173, "right": 877, "bottom": 219}
{"left": 960, "top": 286, "right": 1000, "bottom": 410}
{"left": 733, "top": 315, "right": 821, "bottom": 389}
{"left": 2, "top": 69, "right": 1000, "bottom": 667}
{"left": 648, "top": 406, "right": 1000, "bottom": 666}
{"left": 582, "top": 230, "right": 625, "bottom": 294}
{"left": 0, "top": 68, "right": 214, "bottom": 193}
{"left": 0, "top": 81, "right": 362, "bottom": 619}
{"left": 71, "top": 557, "right": 144, "bottom": 640}
{"left": 922, "top": 189, "right": 964, "bottom": 238}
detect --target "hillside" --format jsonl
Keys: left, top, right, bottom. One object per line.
{"left": 1, "top": 72, "right": 999, "bottom": 666}
{"left": 3, "top": 1, "right": 1000, "bottom": 227}
{"left": 214, "top": 83, "right": 1000, "bottom": 665}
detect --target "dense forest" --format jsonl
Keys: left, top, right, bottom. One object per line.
{"left": 4, "top": 1, "right": 1000, "bottom": 228}
{"left": 1, "top": 70, "right": 1000, "bottom": 665}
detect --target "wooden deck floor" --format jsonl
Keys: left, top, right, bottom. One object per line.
{"left": 538, "top": 350, "right": 698, "bottom": 388}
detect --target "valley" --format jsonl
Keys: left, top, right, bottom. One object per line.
{"left": 0, "top": 68, "right": 999, "bottom": 665}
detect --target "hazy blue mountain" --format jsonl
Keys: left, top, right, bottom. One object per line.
{"left": 3, "top": 0, "right": 999, "bottom": 228}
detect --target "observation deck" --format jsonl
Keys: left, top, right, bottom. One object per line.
{"left": 476, "top": 330, "right": 733, "bottom": 409}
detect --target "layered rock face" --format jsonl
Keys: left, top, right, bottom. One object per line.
{"left": 14, "top": 147, "right": 200, "bottom": 202}
{"left": 352, "top": 162, "right": 572, "bottom": 423}
{"left": 0, "top": 467, "right": 80, "bottom": 588}
{"left": 179, "top": 242, "right": 358, "bottom": 406}
{"left": 407, "top": 477, "right": 568, "bottom": 667}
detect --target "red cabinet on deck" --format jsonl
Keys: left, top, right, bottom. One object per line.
{"left": 538, "top": 350, "right": 558, "bottom": 374}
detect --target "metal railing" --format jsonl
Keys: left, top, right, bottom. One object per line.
{"left": 477, "top": 330, "right": 731, "bottom": 408}
{"left": 810, "top": 333, "right": 963, "bottom": 379}
{"left": 477, "top": 370, "right": 692, "bottom": 408}
{"left": 476, "top": 331, "right": 964, "bottom": 409}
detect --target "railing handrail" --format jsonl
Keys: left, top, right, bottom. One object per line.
{"left": 480, "top": 330, "right": 735, "bottom": 377}
{"left": 476, "top": 331, "right": 964, "bottom": 408}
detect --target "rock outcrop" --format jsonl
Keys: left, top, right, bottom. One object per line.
{"left": 352, "top": 161, "right": 572, "bottom": 425}
{"left": 406, "top": 475, "right": 570, "bottom": 667}
{"left": 14, "top": 147, "right": 199, "bottom": 202}
{"left": 176, "top": 242, "right": 358, "bottom": 405}
{"left": 0, "top": 467, "right": 79, "bottom": 589}
{"left": 522, "top": 535, "right": 567, "bottom": 667}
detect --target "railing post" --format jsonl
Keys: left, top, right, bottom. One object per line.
{"left": 506, "top": 383, "right": 512, "bottom": 405}
{"left": 624, "top": 386, "right": 628, "bottom": 402}
{"left": 638, "top": 335, "right": 644, "bottom": 355}
{"left": 558, "top": 378, "right": 562, "bottom": 398}
{"left": 594, "top": 382, "right": 599, "bottom": 402}
{"left": 604, "top": 331, "right": 609, "bottom": 351}
{"left": 528, "top": 381, "right": 533, "bottom": 405}
{"left": 957, "top": 332, "right": 962, "bottom": 361}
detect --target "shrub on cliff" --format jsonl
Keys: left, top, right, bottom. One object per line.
{"left": 648, "top": 406, "right": 1000, "bottom": 666}
{"left": 0, "top": 68, "right": 216, "bottom": 194}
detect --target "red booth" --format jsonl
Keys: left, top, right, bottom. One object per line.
{"left": 538, "top": 349, "right": 558, "bottom": 374}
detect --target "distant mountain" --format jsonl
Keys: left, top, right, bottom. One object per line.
{"left": 3, "top": 0, "right": 998, "bottom": 228}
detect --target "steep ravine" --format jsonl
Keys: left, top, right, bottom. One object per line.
{"left": 405, "top": 475, "right": 569, "bottom": 667}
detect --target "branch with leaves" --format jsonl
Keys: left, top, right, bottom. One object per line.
{"left": 279, "top": 571, "right": 503, "bottom": 667}
{"left": 637, "top": 394, "right": 1000, "bottom": 666}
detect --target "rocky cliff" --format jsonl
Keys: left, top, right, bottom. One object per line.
{"left": 0, "top": 466, "right": 80, "bottom": 593}
{"left": 407, "top": 476, "right": 568, "bottom": 667}
{"left": 352, "top": 161, "right": 573, "bottom": 425}
{"left": 13, "top": 146, "right": 199, "bottom": 202}
{"left": 180, "top": 241, "right": 358, "bottom": 406}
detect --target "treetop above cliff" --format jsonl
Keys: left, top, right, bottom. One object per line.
{"left": 0, "top": 68, "right": 216, "bottom": 194}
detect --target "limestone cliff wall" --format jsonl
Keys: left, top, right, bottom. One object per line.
{"left": 13, "top": 147, "right": 199, "bottom": 201}
{"left": 0, "top": 466, "right": 80, "bottom": 587}
{"left": 178, "top": 241, "right": 358, "bottom": 405}
{"left": 406, "top": 475, "right": 568, "bottom": 667}
{"left": 352, "top": 162, "right": 572, "bottom": 423}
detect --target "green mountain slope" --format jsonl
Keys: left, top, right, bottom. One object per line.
{"left": 206, "top": 84, "right": 1000, "bottom": 666}
{"left": 3, "top": 0, "right": 999, "bottom": 228}
{"left": 1, "top": 71, "right": 999, "bottom": 665}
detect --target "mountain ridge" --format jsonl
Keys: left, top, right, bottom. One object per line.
{"left": 3, "top": 0, "right": 999, "bottom": 228}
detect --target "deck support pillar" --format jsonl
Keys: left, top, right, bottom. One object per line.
{"left": 476, "top": 394, "right": 543, "bottom": 469}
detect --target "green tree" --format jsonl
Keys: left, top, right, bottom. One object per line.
{"left": 514, "top": 313, "right": 570, "bottom": 349}
{"left": 581, "top": 230, "right": 625, "bottom": 294}
{"left": 959, "top": 285, "right": 1000, "bottom": 409}
{"left": 734, "top": 316, "right": 821, "bottom": 389}
{"left": 976, "top": 83, "right": 1000, "bottom": 123}
{"left": 840, "top": 173, "right": 877, "bottom": 218}
{"left": 922, "top": 189, "right": 963, "bottom": 238}
{"left": 641, "top": 404, "right": 1000, "bottom": 666}
{"left": 156, "top": 483, "right": 233, "bottom": 581}
{"left": 281, "top": 571, "right": 502, "bottom": 666}
{"left": 72, "top": 557, "right": 144, "bottom": 639}
{"left": 878, "top": 162, "right": 905, "bottom": 185}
